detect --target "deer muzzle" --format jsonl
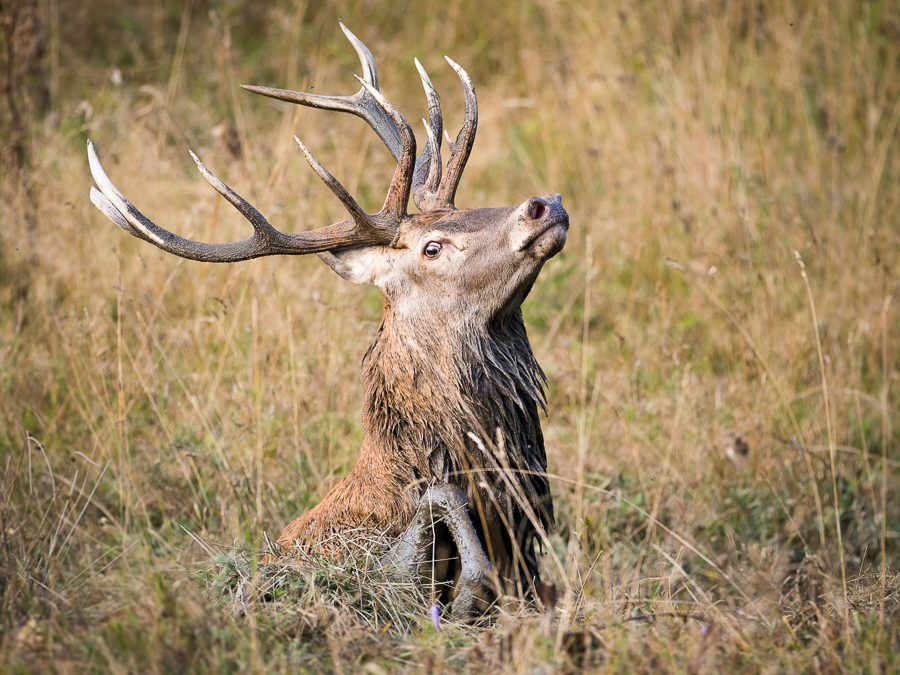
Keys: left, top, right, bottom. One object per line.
{"left": 517, "top": 195, "right": 570, "bottom": 251}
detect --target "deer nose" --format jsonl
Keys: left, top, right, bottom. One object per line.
{"left": 527, "top": 198, "right": 550, "bottom": 220}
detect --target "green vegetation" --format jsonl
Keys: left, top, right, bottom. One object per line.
{"left": 2, "top": 0, "right": 898, "bottom": 671}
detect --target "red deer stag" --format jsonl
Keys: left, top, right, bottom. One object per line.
{"left": 87, "top": 23, "right": 568, "bottom": 616}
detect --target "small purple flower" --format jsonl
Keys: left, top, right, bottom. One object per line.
{"left": 430, "top": 604, "right": 441, "bottom": 632}
{"left": 700, "top": 625, "right": 708, "bottom": 636}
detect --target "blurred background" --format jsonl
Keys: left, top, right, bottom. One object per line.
{"left": 1, "top": 0, "right": 898, "bottom": 671}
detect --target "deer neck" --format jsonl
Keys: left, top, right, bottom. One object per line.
{"left": 359, "top": 304, "right": 548, "bottom": 503}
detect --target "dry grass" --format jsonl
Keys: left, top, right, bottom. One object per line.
{"left": 1, "top": 0, "right": 898, "bottom": 671}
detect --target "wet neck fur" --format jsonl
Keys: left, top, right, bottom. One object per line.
{"left": 359, "top": 303, "right": 551, "bottom": 525}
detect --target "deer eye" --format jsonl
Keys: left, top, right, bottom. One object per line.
{"left": 423, "top": 242, "right": 442, "bottom": 259}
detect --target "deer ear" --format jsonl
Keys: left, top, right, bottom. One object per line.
{"left": 316, "top": 247, "right": 392, "bottom": 287}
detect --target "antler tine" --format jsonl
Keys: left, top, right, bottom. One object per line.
{"left": 412, "top": 58, "right": 443, "bottom": 211}
{"left": 340, "top": 21, "right": 379, "bottom": 89}
{"left": 416, "top": 120, "right": 443, "bottom": 211}
{"left": 293, "top": 135, "right": 385, "bottom": 235}
{"left": 435, "top": 57, "right": 478, "bottom": 208}
{"left": 88, "top": 140, "right": 394, "bottom": 263}
{"left": 240, "top": 23, "right": 403, "bottom": 161}
{"left": 190, "top": 147, "right": 393, "bottom": 244}
{"left": 90, "top": 186, "right": 146, "bottom": 240}
{"left": 188, "top": 150, "right": 281, "bottom": 236}
{"left": 355, "top": 75, "right": 416, "bottom": 221}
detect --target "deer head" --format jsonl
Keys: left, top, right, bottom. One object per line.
{"left": 87, "top": 24, "right": 568, "bottom": 324}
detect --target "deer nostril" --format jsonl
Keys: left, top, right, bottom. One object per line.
{"left": 530, "top": 200, "right": 548, "bottom": 220}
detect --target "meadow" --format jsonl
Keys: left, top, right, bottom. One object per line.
{"left": 1, "top": 0, "right": 898, "bottom": 671}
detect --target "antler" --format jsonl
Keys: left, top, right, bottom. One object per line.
{"left": 242, "top": 23, "right": 478, "bottom": 211}
{"left": 88, "top": 132, "right": 401, "bottom": 262}
{"left": 88, "top": 23, "right": 479, "bottom": 263}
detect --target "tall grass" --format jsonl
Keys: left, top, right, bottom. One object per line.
{"left": 1, "top": 0, "right": 898, "bottom": 671}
